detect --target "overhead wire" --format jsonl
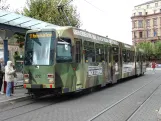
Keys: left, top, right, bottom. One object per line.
{"left": 83, "top": 0, "right": 108, "bottom": 15}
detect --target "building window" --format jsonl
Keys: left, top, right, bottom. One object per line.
{"left": 139, "top": 12, "right": 142, "bottom": 15}
{"left": 134, "top": 21, "right": 137, "bottom": 28}
{"left": 147, "top": 30, "right": 151, "bottom": 38}
{"left": 139, "top": 32, "right": 143, "bottom": 38}
{"left": 138, "top": 20, "right": 143, "bottom": 28}
{"left": 154, "top": 10, "right": 156, "bottom": 13}
{"left": 155, "top": 3, "right": 158, "bottom": 7}
{"left": 147, "top": 5, "right": 149, "bottom": 8}
{"left": 153, "top": 29, "right": 157, "bottom": 37}
{"left": 153, "top": 18, "right": 157, "bottom": 26}
{"left": 134, "top": 31, "right": 136, "bottom": 38}
{"left": 146, "top": 19, "right": 150, "bottom": 27}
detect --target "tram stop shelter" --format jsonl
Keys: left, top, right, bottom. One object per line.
{"left": 0, "top": 10, "right": 59, "bottom": 65}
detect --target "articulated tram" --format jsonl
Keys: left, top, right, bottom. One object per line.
{"left": 23, "top": 26, "right": 146, "bottom": 96}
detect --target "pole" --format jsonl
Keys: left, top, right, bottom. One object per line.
{"left": 3, "top": 39, "right": 8, "bottom": 66}
{"left": 3, "top": 39, "right": 8, "bottom": 93}
{"left": 62, "top": 8, "right": 71, "bottom": 26}
{"left": 57, "top": 0, "right": 73, "bottom": 26}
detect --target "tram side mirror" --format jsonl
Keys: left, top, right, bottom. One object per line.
{"left": 99, "top": 49, "right": 101, "bottom": 54}
{"left": 64, "top": 44, "right": 68, "bottom": 51}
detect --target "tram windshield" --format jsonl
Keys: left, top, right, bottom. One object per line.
{"left": 24, "top": 31, "right": 55, "bottom": 65}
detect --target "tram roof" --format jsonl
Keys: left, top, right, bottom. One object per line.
{"left": 0, "top": 10, "right": 59, "bottom": 30}
{"left": 73, "top": 28, "right": 119, "bottom": 45}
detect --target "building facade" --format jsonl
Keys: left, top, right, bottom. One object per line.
{"left": 131, "top": 0, "right": 161, "bottom": 45}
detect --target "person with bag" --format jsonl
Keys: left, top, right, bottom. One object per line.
{"left": 5, "top": 61, "right": 16, "bottom": 97}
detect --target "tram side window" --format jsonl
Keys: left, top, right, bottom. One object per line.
{"left": 95, "top": 43, "right": 104, "bottom": 62}
{"left": 84, "top": 41, "right": 95, "bottom": 63}
{"left": 137, "top": 53, "right": 140, "bottom": 62}
{"left": 113, "top": 46, "right": 119, "bottom": 63}
{"left": 126, "top": 51, "right": 130, "bottom": 62}
{"left": 56, "top": 38, "right": 72, "bottom": 63}
{"left": 105, "top": 45, "right": 108, "bottom": 62}
{"left": 75, "top": 39, "right": 82, "bottom": 63}
{"left": 130, "top": 51, "right": 135, "bottom": 62}
{"left": 122, "top": 50, "right": 127, "bottom": 63}
{"left": 109, "top": 47, "right": 112, "bottom": 63}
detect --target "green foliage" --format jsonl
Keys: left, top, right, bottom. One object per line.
{"left": 14, "top": 34, "right": 25, "bottom": 48}
{"left": 153, "top": 41, "right": 161, "bottom": 59}
{"left": 22, "top": 0, "right": 81, "bottom": 27}
{"left": 13, "top": 51, "right": 24, "bottom": 72}
{"left": 136, "top": 41, "right": 161, "bottom": 60}
{"left": 13, "top": 51, "right": 24, "bottom": 65}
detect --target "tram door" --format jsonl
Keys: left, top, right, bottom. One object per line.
{"left": 108, "top": 46, "right": 112, "bottom": 83}
{"left": 75, "top": 38, "right": 84, "bottom": 91}
{"left": 112, "top": 46, "right": 119, "bottom": 84}
{"left": 105, "top": 45, "right": 110, "bottom": 84}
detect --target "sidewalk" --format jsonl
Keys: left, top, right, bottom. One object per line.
{"left": 0, "top": 87, "right": 29, "bottom": 104}
{"left": 0, "top": 72, "right": 28, "bottom": 104}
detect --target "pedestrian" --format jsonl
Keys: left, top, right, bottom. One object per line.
{"left": 5, "top": 61, "right": 16, "bottom": 97}
{"left": 0, "top": 61, "right": 4, "bottom": 94}
{"left": 151, "top": 61, "right": 157, "bottom": 73}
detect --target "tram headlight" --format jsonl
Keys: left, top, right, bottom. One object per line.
{"left": 48, "top": 79, "right": 54, "bottom": 84}
{"left": 24, "top": 79, "right": 29, "bottom": 83}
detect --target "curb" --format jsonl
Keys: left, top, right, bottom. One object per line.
{"left": 0, "top": 95, "right": 30, "bottom": 105}
{"left": 146, "top": 68, "right": 161, "bottom": 71}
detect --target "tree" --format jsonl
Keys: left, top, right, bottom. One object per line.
{"left": 0, "top": 0, "right": 9, "bottom": 10}
{"left": 153, "top": 41, "right": 161, "bottom": 59}
{"left": 22, "top": 0, "right": 81, "bottom": 27}
{"left": 14, "top": 34, "right": 25, "bottom": 48}
{"left": 136, "top": 41, "right": 161, "bottom": 60}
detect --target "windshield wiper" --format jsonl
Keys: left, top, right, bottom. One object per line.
{"left": 31, "top": 39, "right": 42, "bottom": 46}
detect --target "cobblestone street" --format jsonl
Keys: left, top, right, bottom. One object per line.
{"left": 0, "top": 70, "right": 161, "bottom": 121}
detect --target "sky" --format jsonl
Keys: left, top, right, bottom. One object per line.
{"left": 6, "top": 0, "right": 149, "bottom": 45}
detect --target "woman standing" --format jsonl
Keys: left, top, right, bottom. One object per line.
{"left": 152, "top": 61, "right": 157, "bottom": 73}
{"left": 5, "top": 61, "right": 16, "bottom": 97}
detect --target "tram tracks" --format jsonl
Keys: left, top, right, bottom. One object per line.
{"left": 87, "top": 75, "right": 161, "bottom": 121}
{"left": 0, "top": 94, "right": 80, "bottom": 121}
{"left": 0, "top": 73, "right": 160, "bottom": 121}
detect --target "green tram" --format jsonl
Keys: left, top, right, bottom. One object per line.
{"left": 23, "top": 26, "right": 146, "bottom": 96}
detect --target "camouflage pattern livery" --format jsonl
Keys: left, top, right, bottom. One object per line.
{"left": 23, "top": 26, "right": 146, "bottom": 96}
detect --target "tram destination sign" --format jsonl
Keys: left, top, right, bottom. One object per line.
{"left": 29, "top": 33, "right": 52, "bottom": 39}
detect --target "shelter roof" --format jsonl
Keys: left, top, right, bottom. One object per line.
{"left": 0, "top": 10, "right": 59, "bottom": 30}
